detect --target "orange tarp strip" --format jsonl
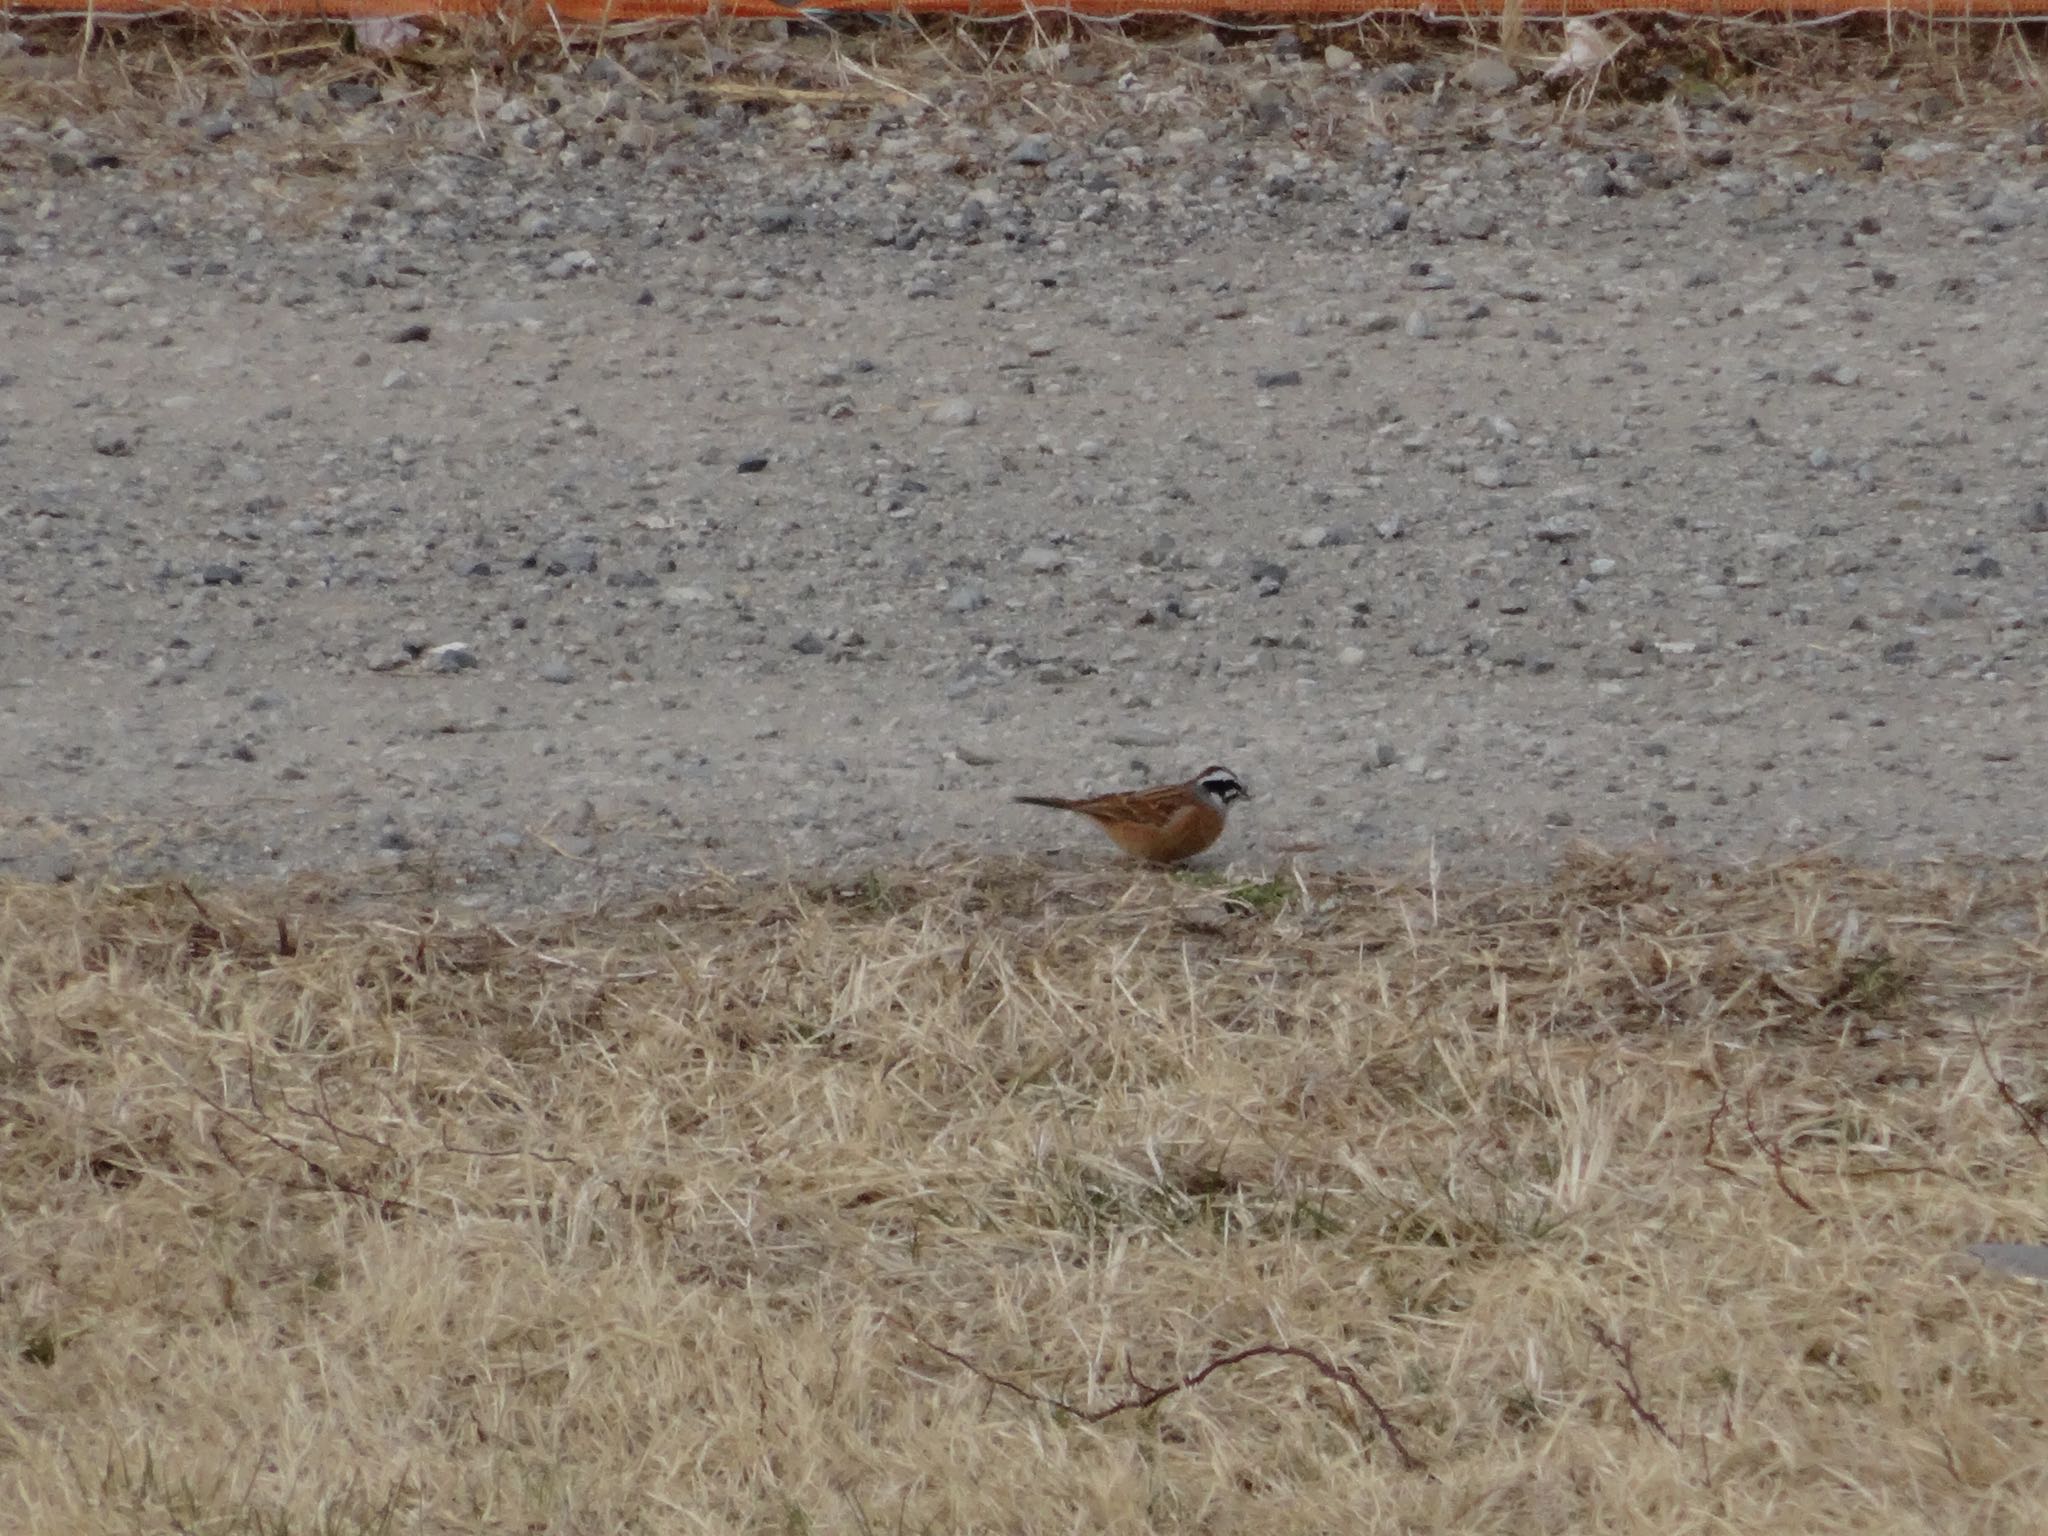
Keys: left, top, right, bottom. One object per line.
{"left": 4, "top": 0, "right": 2039, "bottom": 18}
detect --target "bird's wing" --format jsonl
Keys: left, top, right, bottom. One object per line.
{"left": 1074, "top": 785, "right": 1187, "bottom": 829}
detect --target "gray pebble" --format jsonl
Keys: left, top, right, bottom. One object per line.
{"left": 1453, "top": 208, "right": 1497, "bottom": 240}
{"left": 1009, "top": 134, "right": 1056, "bottom": 166}
{"left": 545, "top": 542, "right": 599, "bottom": 577}
{"left": 925, "top": 397, "right": 979, "bottom": 428}
{"left": 1579, "top": 166, "right": 1622, "bottom": 199}
{"left": 92, "top": 424, "right": 135, "bottom": 456}
{"left": 198, "top": 563, "right": 243, "bottom": 586}
{"left": 1254, "top": 368, "right": 1303, "bottom": 389}
{"left": 538, "top": 658, "right": 576, "bottom": 684}
{"left": 1404, "top": 310, "right": 1435, "bottom": 340}
{"left": 946, "top": 583, "right": 989, "bottom": 613}
{"left": 1020, "top": 546, "right": 1065, "bottom": 574}
{"left": 1457, "top": 56, "right": 1520, "bottom": 96}
{"left": 792, "top": 630, "right": 827, "bottom": 655}
{"left": 428, "top": 641, "right": 478, "bottom": 672}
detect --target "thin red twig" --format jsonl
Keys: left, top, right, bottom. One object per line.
{"left": 1585, "top": 1316, "right": 1682, "bottom": 1451}
{"left": 900, "top": 1325, "right": 1425, "bottom": 1473}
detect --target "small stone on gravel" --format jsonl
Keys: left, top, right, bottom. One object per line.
{"left": 428, "top": 641, "right": 478, "bottom": 673}
{"left": 1454, "top": 208, "right": 1498, "bottom": 240}
{"left": 925, "top": 397, "right": 979, "bottom": 427}
{"left": 1457, "top": 56, "right": 1520, "bottom": 95}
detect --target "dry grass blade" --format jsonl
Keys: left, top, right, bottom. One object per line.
{"left": 4, "top": 850, "right": 2048, "bottom": 1532}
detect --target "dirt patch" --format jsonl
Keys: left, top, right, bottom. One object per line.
{"left": 2, "top": 22, "right": 2047, "bottom": 909}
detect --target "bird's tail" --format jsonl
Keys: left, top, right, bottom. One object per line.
{"left": 1013, "top": 795, "right": 1075, "bottom": 810}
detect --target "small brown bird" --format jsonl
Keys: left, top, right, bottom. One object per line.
{"left": 1015, "top": 765, "right": 1251, "bottom": 864}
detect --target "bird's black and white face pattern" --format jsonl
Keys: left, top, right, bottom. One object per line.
{"left": 1193, "top": 766, "right": 1251, "bottom": 807}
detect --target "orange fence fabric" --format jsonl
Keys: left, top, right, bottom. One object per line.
{"left": 5, "top": 0, "right": 2042, "bottom": 22}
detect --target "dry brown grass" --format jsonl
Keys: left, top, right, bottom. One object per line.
{"left": 5, "top": 11, "right": 2048, "bottom": 143}
{"left": 5, "top": 851, "right": 2048, "bottom": 1533}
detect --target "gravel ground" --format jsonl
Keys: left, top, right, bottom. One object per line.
{"left": 4, "top": 26, "right": 2047, "bottom": 910}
